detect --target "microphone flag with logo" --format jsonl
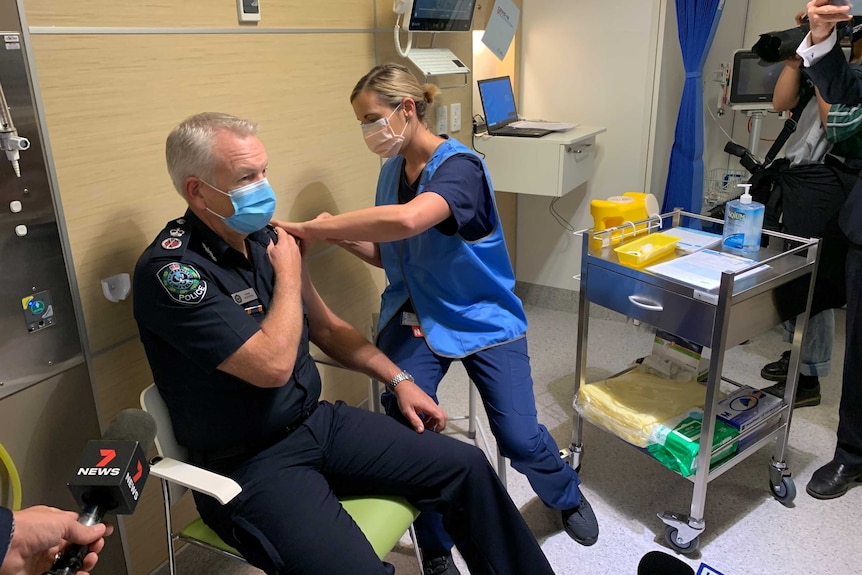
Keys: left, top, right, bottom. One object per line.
{"left": 44, "top": 408, "right": 156, "bottom": 575}
{"left": 66, "top": 408, "right": 155, "bottom": 515}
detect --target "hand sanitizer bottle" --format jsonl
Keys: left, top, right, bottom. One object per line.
{"left": 722, "top": 183, "right": 765, "bottom": 253}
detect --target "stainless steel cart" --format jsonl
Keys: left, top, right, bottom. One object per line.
{"left": 567, "top": 210, "right": 819, "bottom": 554}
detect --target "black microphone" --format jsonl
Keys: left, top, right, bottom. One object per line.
{"left": 44, "top": 409, "right": 157, "bottom": 575}
{"left": 637, "top": 551, "right": 695, "bottom": 575}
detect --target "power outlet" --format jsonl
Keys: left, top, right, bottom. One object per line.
{"left": 237, "top": 0, "right": 261, "bottom": 22}
{"left": 450, "top": 102, "right": 461, "bottom": 132}
{"left": 436, "top": 105, "right": 448, "bottom": 135}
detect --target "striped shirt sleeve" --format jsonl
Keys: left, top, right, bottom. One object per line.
{"left": 826, "top": 103, "right": 862, "bottom": 143}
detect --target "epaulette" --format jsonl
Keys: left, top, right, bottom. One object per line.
{"left": 152, "top": 216, "right": 193, "bottom": 258}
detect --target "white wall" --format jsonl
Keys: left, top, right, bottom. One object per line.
{"left": 514, "top": 0, "right": 666, "bottom": 290}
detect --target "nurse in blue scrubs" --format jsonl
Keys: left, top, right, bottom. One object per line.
{"left": 274, "top": 63, "right": 599, "bottom": 575}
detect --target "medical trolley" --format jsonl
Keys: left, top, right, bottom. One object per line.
{"left": 567, "top": 209, "right": 819, "bottom": 553}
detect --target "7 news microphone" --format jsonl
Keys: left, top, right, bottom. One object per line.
{"left": 43, "top": 408, "right": 157, "bottom": 575}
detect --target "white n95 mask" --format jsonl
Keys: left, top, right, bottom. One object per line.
{"left": 362, "top": 103, "right": 408, "bottom": 158}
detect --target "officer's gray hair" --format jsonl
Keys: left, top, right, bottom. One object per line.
{"left": 166, "top": 112, "right": 259, "bottom": 196}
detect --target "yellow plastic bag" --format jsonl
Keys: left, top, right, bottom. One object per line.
{"left": 575, "top": 369, "right": 707, "bottom": 447}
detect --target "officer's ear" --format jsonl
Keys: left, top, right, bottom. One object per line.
{"left": 184, "top": 177, "right": 206, "bottom": 208}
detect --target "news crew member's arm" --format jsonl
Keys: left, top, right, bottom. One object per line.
{"left": 798, "top": 1, "right": 862, "bottom": 104}
{"left": 773, "top": 56, "right": 804, "bottom": 112}
{"left": 0, "top": 505, "right": 111, "bottom": 575}
{"left": 299, "top": 261, "right": 447, "bottom": 433}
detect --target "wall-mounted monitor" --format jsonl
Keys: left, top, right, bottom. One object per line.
{"left": 728, "top": 50, "right": 784, "bottom": 109}
{"left": 409, "top": 0, "right": 477, "bottom": 32}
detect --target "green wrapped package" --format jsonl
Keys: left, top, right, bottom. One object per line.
{"left": 647, "top": 409, "right": 739, "bottom": 477}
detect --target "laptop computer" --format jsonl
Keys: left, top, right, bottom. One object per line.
{"left": 477, "top": 76, "right": 554, "bottom": 138}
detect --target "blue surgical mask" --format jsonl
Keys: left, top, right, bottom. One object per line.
{"left": 201, "top": 177, "right": 276, "bottom": 234}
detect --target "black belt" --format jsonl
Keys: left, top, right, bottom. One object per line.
{"left": 189, "top": 402, "right": 319, "bottom": 470}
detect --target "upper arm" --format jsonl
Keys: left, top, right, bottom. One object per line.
{"left": 401, "top": 190, "right": 454, "bottom": 234}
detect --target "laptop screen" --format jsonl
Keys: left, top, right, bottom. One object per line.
{"left": 478, "top": 76, "right": 519, "bottom": 129}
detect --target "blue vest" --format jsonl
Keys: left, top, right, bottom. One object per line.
{"left": 376, "top": 138, "right": 527, "bottom": 358}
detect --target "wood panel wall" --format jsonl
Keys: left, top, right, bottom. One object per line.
{"left": 21, "top": 1, "right": 488, "bottom": 573}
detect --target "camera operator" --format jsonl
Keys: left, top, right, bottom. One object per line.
{"left": 795, "top": 0, "right": 862, "bottom": 500}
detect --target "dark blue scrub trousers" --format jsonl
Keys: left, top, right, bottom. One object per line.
{"left": 378, "top": 318, "right": 582, "bottom": 554}
{"left": 191, "top": 401, "right": 554, "bottom": 575}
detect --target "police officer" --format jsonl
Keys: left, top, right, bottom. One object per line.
{"left": 132, "top": 112, "right": 557, "bottom": 575}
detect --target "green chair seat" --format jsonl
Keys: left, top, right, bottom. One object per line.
{"left": 179, "top": 495, "right": 418, "bottom": 561}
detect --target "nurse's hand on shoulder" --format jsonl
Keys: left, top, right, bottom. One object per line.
{"left": 392, "top": 380, "right": 448, "bottom": 433}
{"left": 267, "top": 227, "right": 302, "bottom": 277}
{"left": 272, "top": 213, "right": 336, "bottom": 244}
{"left": 271, "top": 218, "right": 306, "bottom": 239}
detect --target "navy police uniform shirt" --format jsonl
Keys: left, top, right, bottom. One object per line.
{"left": 398, "top": 151, "right": 494, "bottom": 242}
{"left": 133, "top": 210, "right": 321, "bottom": 454}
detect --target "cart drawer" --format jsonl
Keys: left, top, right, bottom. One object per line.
{"left": 585, "top": 265, "right": 716, "bottom": 345}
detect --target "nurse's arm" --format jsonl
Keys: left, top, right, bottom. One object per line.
{"left": 272, "top": 192, "right": 451, "bottom": 243}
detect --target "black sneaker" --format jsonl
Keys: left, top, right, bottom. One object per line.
{"left": 761, "top": 350, "right": 791, "bottom": 382}
{"left": 763, "top": 375, "right": 821, "bottom": 408}
{"left": 422, "top": 554, "right": 461, "bottom": 575}
{"left": 562, "top": 491, "right": 599, "bottom": 546}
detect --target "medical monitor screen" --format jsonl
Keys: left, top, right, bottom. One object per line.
{"left": 409, "top": 0, "right": 477, "bottom": 32}
{"left": 728, "top": 50, "right": 784, "bottom": 105}
{"left": 477, "top": 76, "right": 519, "bottom": 128}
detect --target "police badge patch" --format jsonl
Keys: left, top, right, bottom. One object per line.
{"left": 157, "top": 262, "right": 207, "bottom": 305}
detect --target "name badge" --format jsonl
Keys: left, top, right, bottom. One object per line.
{"left": 401, "top": 312, "right": 420, "bottom": 326}
{"left": 231, "top": 288, "right": 258, "bottom": 305}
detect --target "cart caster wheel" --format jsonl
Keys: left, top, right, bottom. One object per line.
{"left": 664, "top": 526, "right": 699, "bottom": 554}
{"left": 770, "top": 476, "right": 797, "bottom": 505}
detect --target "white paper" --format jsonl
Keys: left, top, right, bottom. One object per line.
{"left": 511, "top": 120, "right": 577, "bottom": 131}
{"left": 481, "top": 0, "right": 519, "bottom": 61}
{"left": 646, "top": 249, "right": 769, "bottom": 291}
{"left": 666, "top": 227, "right": 722, "bottom": 254}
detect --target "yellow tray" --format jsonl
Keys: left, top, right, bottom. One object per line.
{"left": 614, "top": 233, "right": 680, "bottom": 267}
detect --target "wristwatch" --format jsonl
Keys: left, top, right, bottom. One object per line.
{"left": 386, "top": 370, "right": 414, "bottom": 393}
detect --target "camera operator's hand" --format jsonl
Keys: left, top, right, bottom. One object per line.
{"left": 807, "top": 0, "right": 852, "bottom": 45}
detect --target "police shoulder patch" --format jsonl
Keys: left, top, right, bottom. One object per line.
{"left": 157, "top": 262, "right": 207, "bottom": 305}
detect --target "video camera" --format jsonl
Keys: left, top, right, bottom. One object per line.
{"left": 753, "top": 16, "right": 862, "bottom": 63}
{"left": 752, "top": 23, "right": 810, "bottom": 63}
